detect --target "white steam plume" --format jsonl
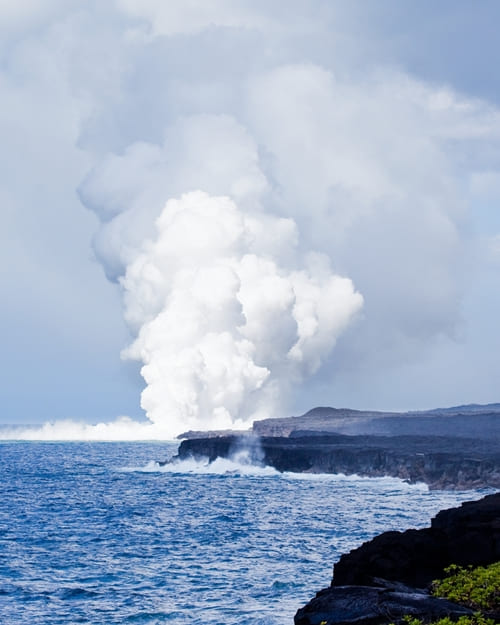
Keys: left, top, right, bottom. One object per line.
{"left": 2, "top": 1, "right": 500, "bottom": 439}
{"left": 119, "top": 191, "right": 363, "bottom": 436}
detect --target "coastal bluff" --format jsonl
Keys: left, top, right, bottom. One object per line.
{"left": 180, "top": 403, "right": 500, "bottom": 440}
{"left": 174, "top": 403, "right": 500, "bottom": 490}
{"left": 294, "top": 493, "right": 500, "bottom": 625}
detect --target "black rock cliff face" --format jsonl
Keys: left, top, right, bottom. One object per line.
{"left": 176, "top": 433, "right": 500, "bottom": 490}
{"left": 294, "top": 493, "right": 500, "bottom": 625}
{"left": 333, "top": 493, "right": 500, "bottom": 587}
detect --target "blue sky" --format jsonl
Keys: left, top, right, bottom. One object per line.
{"left": 1, "top": 1, "right": 499, "bottom": 436}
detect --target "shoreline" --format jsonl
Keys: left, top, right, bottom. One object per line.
{"left": 174, "top": 403, "right": 500, "bottom": 490}
{"left": 295, "top": 492, "right": 500, "bottom": 625}
{"left": 175, "top": 432, "right": 500, "bottom": 490}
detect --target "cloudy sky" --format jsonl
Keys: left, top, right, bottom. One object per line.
{"left": 1, "top": 1, "right": 499, "bottom": 436}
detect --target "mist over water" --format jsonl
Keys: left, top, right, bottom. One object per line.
{"left": 0, "top": 418, "right": 176, "bottom": 441}
{"left": 0, "top": 441, "right": 489, "bottom": 625}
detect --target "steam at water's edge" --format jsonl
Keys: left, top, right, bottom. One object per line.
{"left": 3, "top": 2, "right": 500, "bottom": 435}
{"left": 119, "top": 191, "right": 363, "bottom": 436}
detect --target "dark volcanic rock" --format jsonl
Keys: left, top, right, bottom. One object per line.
{"left": 176, "top": 435, "right": 240, "bottom": 462}
{"left": 294, "top": 584, "right": 472, "bottom": 625}
{"left": 432, "top": 493, "right": 500, "bottom": 568}
{"left": 332, "top": 528, "right": 445, "bottom": 589}
{"left": 175, "top": 435, "right": 264, "bottom": 464}
{"left": 332, "top": 493, "right": 500, "bottom": 588}
{"left": 174, "top": 403, "right": 500, "bottom": 488}
{"left": 295, "top": 494, "right": 500, "bottom": 625}
{"left": 175, "top": 433, "right": 500, "bottom": 489}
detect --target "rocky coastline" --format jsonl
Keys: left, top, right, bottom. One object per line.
{"left": 175, "top": 432, "right": 500, "bottom": 490}
{"left": 294, "top": 493, "right": 500, "bottom": 625}
{"left": 169, "top": 406, "right": 500, "bottom": 623}
{"left": 172, "top": 404, "right": 500, "bottom": 490}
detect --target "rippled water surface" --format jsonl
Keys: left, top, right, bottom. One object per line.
{"left": 0, "top": 442, "right": 488, "bottom": 624}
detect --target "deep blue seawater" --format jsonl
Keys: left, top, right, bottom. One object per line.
{"left": 0, "top": 441, "right": 490, "bottom": 624}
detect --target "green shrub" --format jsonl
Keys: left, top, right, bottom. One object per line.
{"left": 400, "top": 615, "right": 495, "bottom": 625}
{"left": 391, "top": 564, "right": 499, "bottom": 625}
{"left": 431, "top": 563, "right": 500, "bottom": 612}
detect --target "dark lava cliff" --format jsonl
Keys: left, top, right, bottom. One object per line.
{"left": 175, "top": 432, "right": 500, "bottom": 490}
{"left": 294, "top": 493, "right": 500, "bottom": 625}
{"left": 172, "top": 404, "right": 500, "bottom": 489}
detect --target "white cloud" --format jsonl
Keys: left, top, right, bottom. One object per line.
{"left": 0, "top": 0, "right": 68, "bottom": 29}
{"left": 486, "top": 234, "right": 500, "bottom": 263}
{"left": 2, "top": 0, "right": 500, "bottom": 433}
{"left": 78, "top": 9, "right": 500, "bottom": 428}
{"left": 244, "top": 65, "right": 475, "bottom": 362}
{"left": 115, "top": 0, "right": 269, "bottom": 36}
{"left": 79, "top": 114, "right": 269, "bottom": 280}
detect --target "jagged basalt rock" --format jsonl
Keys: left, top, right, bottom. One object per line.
{"left": 294, "top": 584, "right": 472, "bottom": 625}
{"left": 333, "top": 493, "right": 500, "bottom": 587}
{"left": 294, "top": 494, "right": 500, "bottom": 625}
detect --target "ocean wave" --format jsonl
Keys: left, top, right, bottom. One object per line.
{"left": 120, "top": 453, "right": 429, "bottom": 490}
{"left": 120, "top": 452, "right": 280, "bottom": 477}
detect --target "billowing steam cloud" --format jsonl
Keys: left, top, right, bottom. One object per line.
{"left": 119, "top": 191, "right": 362, "bottom": 434}
{"left": 77, "top": 113, "right": 361, "bottom": 436}
{"left": 2, "top": 2, "right": 500, "bottom": 439}
{"left": 77, "top": 57, "right": 499, "bottom": 438}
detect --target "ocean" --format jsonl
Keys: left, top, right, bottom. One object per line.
{"left": 0, "top": 441, "right": 489, "bottom": 625}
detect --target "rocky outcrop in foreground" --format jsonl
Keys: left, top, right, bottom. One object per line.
{"left": 176, "top": 433, "right": 500, "bottom": 489}
{"left": 295, "top": 583, "right": 473, "bottom": 625}
{"left": 295, "top": 493, "right": 500, "bottom": 625}
{"left": 332, "top": 493, "right": 500, "bottom": 587}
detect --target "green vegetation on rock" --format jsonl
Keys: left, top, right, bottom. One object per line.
{"left": 432, "top": 563, "right": 500, "bottom": 613}
{"left": 400, "top": 615, "right": 495, "bottom": 625}
{"left": 391, "top": 563, "right": 499, "bottom": 625}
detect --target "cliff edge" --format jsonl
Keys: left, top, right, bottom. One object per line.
{"left": 295, "top": 493, "right": 500, "bottom": 625}
{"left": 175, "top": 433, "right": 500, "bottom": 490}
